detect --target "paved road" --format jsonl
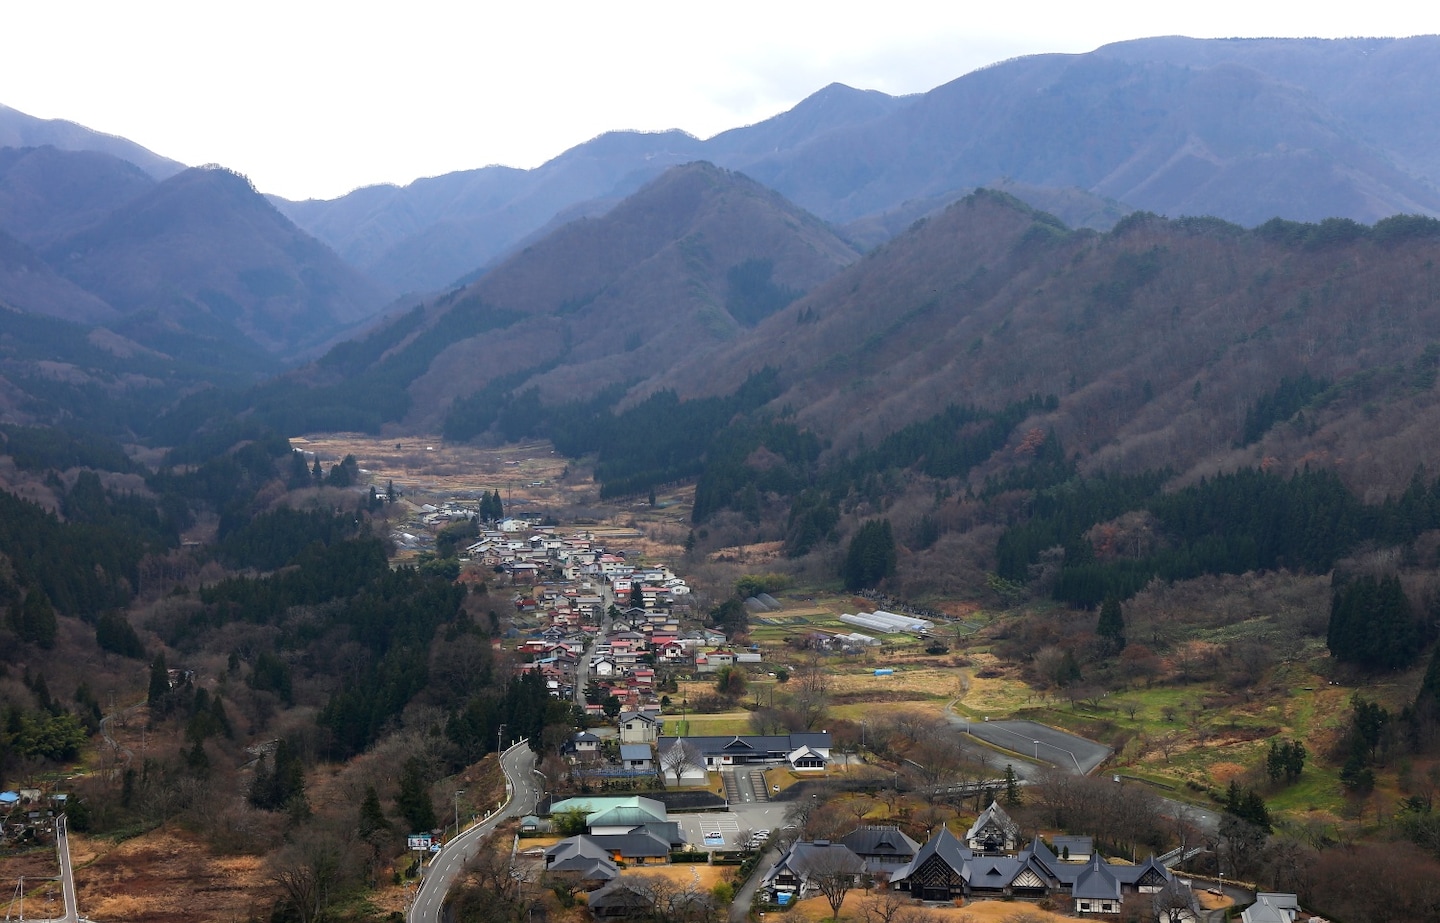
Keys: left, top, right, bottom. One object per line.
{"left": 960, "top": 718, "right": 1112, "bottom": 774}
{"left": 408, "top": 742, "right": 540, "bottom": 923}
{"left": 21, "top": 814, "right": 79, "bottom": 923}
{"left": 943, "top": 701, "right": 1219, "bottom": 835}
{"left": 728, "top": 844, "right": 779, "bottom": 923}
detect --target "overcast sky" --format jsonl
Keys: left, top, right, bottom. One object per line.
{"left": 4, "top": 1, "right": 1435, "bottom": 201}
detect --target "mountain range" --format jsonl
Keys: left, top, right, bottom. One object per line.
{"left": 268, "top": 35, "right": 1440, "bottom": 294}
{"left": 6, "top": 34, "right": 1440, "bottom": 471}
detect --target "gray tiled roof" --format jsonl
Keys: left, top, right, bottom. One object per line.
{"left": 1071, "top": 853, "right": 1122, "bottom": 900}
{"left": 889, "top": 825, "right": 972, "bottom": 885}
{"left": 838, "top": 825, "right": 920, "bottom": 859}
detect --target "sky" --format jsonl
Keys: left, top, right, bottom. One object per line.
{"left": 3, "top": 1, "right": 1436, "bottom": 201}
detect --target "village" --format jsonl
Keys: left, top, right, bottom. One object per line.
{"left": 382, "top": 498, "right": 1308, "bottom": 923}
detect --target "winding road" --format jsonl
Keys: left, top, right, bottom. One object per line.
{"left": 407, "top": 741, "right": 540, "bottom": 923}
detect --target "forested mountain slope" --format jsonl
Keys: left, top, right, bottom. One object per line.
{"left": 227, "top": 162, "right": 860, "bottom": 436}
{"left": 649, "top": 191, "right": 1440, "bottom": 499}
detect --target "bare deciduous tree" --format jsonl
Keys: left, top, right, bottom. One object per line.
{"left": 660, "top": 739, "right": 700, "bottom": 789}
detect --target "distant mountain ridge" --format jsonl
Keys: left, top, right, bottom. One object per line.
{"left": 0, "top": 147, "right": 394, "bottom": 420}
{"left": 274, "top": 36, "right": 1440, "bottom": 294}
{"left": 0, "top": 103, "right": 185, "bottom": 180}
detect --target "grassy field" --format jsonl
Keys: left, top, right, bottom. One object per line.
{"left": 778, "top": 891, "right": 1078, "bottom": 922}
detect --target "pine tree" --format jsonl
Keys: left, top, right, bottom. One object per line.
{"left": 1004, "top": 763, "right": 1022, "bottom": 806}
{"left": 147, "top": 654, "right": 170, "bottom": 708}
{"left": 1416, "top": 644, "right": 1440, "bottom": 714}
{"left": 358, "top": 785, "right": 391, "bottom": 841}
{"left": 396, "top": 758, "right": 437, "bottom": 832}
{"left": 1097, "top": 596, "right": 1126, "bottom": 652}
{"left": 18, "top": 590, "right": 57, "bottom": 649}
{"left": 842, "top": 519, "right": 897, "bottom": 590}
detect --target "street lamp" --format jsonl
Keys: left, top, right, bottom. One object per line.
{"left": 454, "top": 790, "right": 466, "bottom": 836}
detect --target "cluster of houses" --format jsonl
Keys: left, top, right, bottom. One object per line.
{"left": 764, "top": 803, "right": 1193, "bottom": 918}
{"left": 533, "top": 796, "right": 1313, "bottom": 921}
{"left": 497, "top": 526, "right": 772, "bottom": 718}
{"left": 0, "top": 789, "right": 64, "bottom": 843}
{"left": 475, "top": 525, "right": 691, "bottom": 601}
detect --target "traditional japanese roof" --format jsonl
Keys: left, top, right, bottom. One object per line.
{"left": 763, "top": 841, "right": 865, "bottom": 888}
{"left": 1111, "top": 854, "right": 1171, "bottom": 888}
{"left": 544, "top": 836, "right": 620, "bottom": 881}
{"left": 965, "top": 801, "right": 1021, "bottom": 845}
{"left": 657, "top": 732, "right": 831, "bottom": 759}
{"left": 967, "top": 855, "right": 1025, "bottom": 890}
{"left": 1052, "top": 835, "right": 1093, "bottom": 858}
{"left": 586, "top": 878, "right": 653, "bottom": 910}
{"left": 1072, "top": 853, "right": 1122, "bottom": 901}
{"left": 586, "top": 829, "right": 671, "bottom": 859}
{"left": 889, "top": 825, "right": 972, "bottom": 886}
{"left": 786, "top": 745, "right": 828, "bottom": 764}
{"left": 838, "top": 825, "right": 920, "bottom": 861}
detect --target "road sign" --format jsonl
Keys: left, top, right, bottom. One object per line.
{"left": 408, "top": 834, "right": 432, "bottom": 850}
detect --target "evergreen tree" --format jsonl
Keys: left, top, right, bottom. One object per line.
{"left": 396, "top": 757, "right": 437, "bottom": 832}
{"left": 185, "top": 738, "right": 210, "bottom": 777}
{"left": 1096, "top": 595, "right": 1126, "bottom": 652}
{"left": 15, "top": 590, "right": 57, "bottom": 649}
{"left": 147, "top": 653, "right": 170, "bottom": 708}
{"left": 841, "top": 519, "right": 897, "bottom": 591}
{"left": 1327, "top": 574, "right": 1419, "bottom": 670}
{"left": 311, "top": 457, "right": 323, "bottom": 484}
{"left": 96, "top": 610, "right": 145, "bottom": 658}
{"left": 358, "top": 784, "right": 391, "bottom": 841}
{"left": 1416, "top": 644, "right": 1440, "bottom": 715}
{"left": 1004, "top": 763, "right": 1022, "bottom": 806}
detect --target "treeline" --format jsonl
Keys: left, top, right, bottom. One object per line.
{"left": 216, "top": 506, "right": 363, "bottom": 571}
{"left": 0, "top": 483, "right": 162, "bottom": 618}
{"left": 191, "top": 538, "right": 467, "bottom": 759}
{"left": 694, "top": 394, "right": 1059, "bottom": 534}
{"left": 999, "top": 465, "right": 1440, "bottom": 608}
{"left": 1237, "top": 373, "right": 1330, "bottom": 447}
{"left": 0, "top": 424, "right": 137, "bottom": 473}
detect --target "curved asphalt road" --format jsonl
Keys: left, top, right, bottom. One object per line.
{"left": 943, "top": 700, "right": 1221, "bottom": 835}
{"left": 408, "top": 742, "right": 540, "bottom": 923}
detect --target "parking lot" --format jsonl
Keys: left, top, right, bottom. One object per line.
{"left": 671, "top": 802, "right": 791, "bottom": 849}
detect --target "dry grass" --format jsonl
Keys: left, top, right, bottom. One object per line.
{"left": 781, "top": 891, "right": 1075, "bottom": 922}
{"left": 75, "top": 827, "right": 267, "bottom": 923}
{"left": 828, "top": 668, "right": 965, "bottom": 699}
{"left": 616, "top": 862, "right": 733, "bottom": 889}
{"left": 292, "top": 434, "right": 575, "bottom": 504}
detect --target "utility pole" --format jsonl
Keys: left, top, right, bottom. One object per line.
{"left": 454, "top": 790, "right": 465, "bottom": 838}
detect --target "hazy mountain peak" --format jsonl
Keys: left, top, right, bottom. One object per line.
{"left": 0, "top": 102, "right": 185, "bottom": 180}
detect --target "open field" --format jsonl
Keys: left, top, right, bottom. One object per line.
{"left": 614, "top": 862, "right": 734, "bottom": 889}
{"left": 779, "top": 891, "right": 1076, "bottom": 922}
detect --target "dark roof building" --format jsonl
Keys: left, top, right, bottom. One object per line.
{"left": 837, "top": 825, "right": 921, "bottom": 872}
{"left": 657, "top": 732, "right": 831, "bottom": 768}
